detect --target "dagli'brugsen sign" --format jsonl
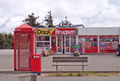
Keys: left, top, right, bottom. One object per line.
{"left": 53, "top": 28, "right": 76, "bottom": 35}
{"left": 36, "top": 28, "right": 77, "bottom": 35}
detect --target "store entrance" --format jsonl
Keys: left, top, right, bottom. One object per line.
{"left": 57, "top": 36, "right": 63, "bottom": 54}
{"left": 56, "top": 36, "right": 76, "bottom": 54}
{"left": 57, "top": 36, "right": 70, "bottom": 54}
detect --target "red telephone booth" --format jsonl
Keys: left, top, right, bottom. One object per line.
{"left": 14, "top": 24, "right": 37, "bottom": 71}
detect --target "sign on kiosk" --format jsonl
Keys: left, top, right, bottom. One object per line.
{"left": 36, "top": 28, "right": 55, "bottom": 36}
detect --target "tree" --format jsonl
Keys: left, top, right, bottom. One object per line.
{"left": 0, "top": 33, "right": 14, "bottom": 49}
{"left": 23, "top": 11, "right": 55, "bottom": 28}
{"left": 44, "top": 11, "right": 54, "bottom": 28}
{"left": 0, "top": 33, "right": 4, "bottom": 49}
{"left": 23, "top": 13, "right": 40, "bottom": 27}
{"left": 7, "top": 33, "right": 14, "bottom": 49}
{"left": 58, "top": 16, "right": 72, "bottom": 27}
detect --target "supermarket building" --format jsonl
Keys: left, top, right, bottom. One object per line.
{"left": 36, "top": 27, "right": 120, "bottom": 54}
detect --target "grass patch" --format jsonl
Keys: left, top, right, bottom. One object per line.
{"left": 76, "top": 73, "right": 82, "bottom": 76}
{"left": 43, "top": 72, "right": 120, "bottom": 77}
{"left": 86, "top": 71, "right": 98, "bottom": 74}
{"left": 68, "top": 73, "right": 73, "bottom": 76}
{"left": 96, "top": 74, "right": 108, "bottom": 77}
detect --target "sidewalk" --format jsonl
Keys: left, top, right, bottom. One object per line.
{"left": 0, "top": 73, "right": 120, "bottom": 81}
{"left": 37, "top": 76, "right": 120, "bottom": 81}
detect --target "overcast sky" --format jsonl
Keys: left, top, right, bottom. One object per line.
{"left": 0, "top": 0, "right": 120, "bottom": 33}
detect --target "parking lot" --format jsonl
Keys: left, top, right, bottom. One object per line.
{"left": 1, "top": 55, "right": 120, "bottom": 72}
{"left": 0, "top": 49, "right": 120, "bottom": 72}
{"left": 1, "top": 49, "right": 120, "bottom": 81}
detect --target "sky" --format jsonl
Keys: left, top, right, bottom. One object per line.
{"left": 0, "top": 0, "right": 120, "bottom": 33}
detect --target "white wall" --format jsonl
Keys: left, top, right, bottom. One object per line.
{"left": 78, "top": 27, "right": 120, "bottom": 35}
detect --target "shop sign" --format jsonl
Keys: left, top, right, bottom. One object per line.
{"left": 53, "top": 28, "right": 76, "bottom": 35}
{"left": 72, "top": 45, "right": 81, "bottom": 48}
{"left": 36, "top": 28, "right": 55, "bottom": 35}
{"left": 78, "top": 35, "right": 97, "bottom": 38}
{"left": 100, "top": 35, "right": 118, "bottom": 38}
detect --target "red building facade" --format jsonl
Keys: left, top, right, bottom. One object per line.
{"left": 36, "top": 27, "right": 120, "bottom": 54}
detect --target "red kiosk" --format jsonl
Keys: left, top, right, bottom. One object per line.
{"left": 14, "top": 24, "right": 41, "bottom": 74}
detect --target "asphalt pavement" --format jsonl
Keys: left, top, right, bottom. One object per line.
{"left": 0, "top": 49, "right": 120, "bottom": 81}
{"left": 0, "top": 50, "right": 120, "bottom": 72}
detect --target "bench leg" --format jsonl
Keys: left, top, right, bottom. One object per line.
{"left": 82, "top": 65, "right": 84, "bottom": 73}
{"left": 56, "top": 65, "right": 58, "bottom": 76}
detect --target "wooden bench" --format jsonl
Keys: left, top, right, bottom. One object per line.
{"left": 52, "top": 57, "right": 88, "bottom": 73}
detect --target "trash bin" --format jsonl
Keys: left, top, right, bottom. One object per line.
{"left": 31, "top": 53, "right": 41, "bottom": 75}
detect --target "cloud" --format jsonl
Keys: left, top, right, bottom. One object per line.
{"left": 0, "top": 16, "right": 24, "bottom": 33}
{"left": 0, "top": 0, "right": 120, "bottom": 33}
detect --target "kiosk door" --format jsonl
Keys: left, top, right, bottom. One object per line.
{"left": 16, "top": 34, "right": 31, "bottom": 71}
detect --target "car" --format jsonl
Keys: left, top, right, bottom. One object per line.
{"left": 116, "top": 50, "right": 120, "bottom": 56}
{"left": 116, "top": 45, "right": 120, "bottom": 56}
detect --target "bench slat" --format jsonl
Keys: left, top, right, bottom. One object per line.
{"left": 53, "top": 57, "right": 87, "bottom": 59}
{"left": 52, "top": 64, "right": 88, "bottom": 66}
{"left": 53, "top": 57, "right": 88, "bottom": 62}
{"left": 53, "top": 59, "right": 87, "bottom": 62}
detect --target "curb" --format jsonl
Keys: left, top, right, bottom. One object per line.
{"left": 41, "top": 71, "right": 120, "bottom": 73}
{"left": 0, "top": 71, "right": 31, "bottom": 74}
{"left": 1, "top": 71, "right": 120, "bottom": 74}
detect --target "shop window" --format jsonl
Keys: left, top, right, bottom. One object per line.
{"left": 71, "top": 36, "right": 76, "bottom": 52}
{"left": 86, "top": 38, "right": 97, "bottom": 47}
{"left": 37, "top": 42, "right": 50, "bottom": 47}
{"left": 57, "top": 36, "right": 62, "bottom": 47}
{"left": 65, "top": 36, "right": 70, "bottom": 52}
{"left": 100, "top": 36, "right": 119, "bottom": 53}
{"left": 51, "top": 36, "right": 56, "bottom": 47}
{"left": 37, "top": 36, "right": 49, "bottom": 41}
{"left": 57, "top": 36, "right": 62, "bottom": 52}
{"left": 71, "top": 36, "right": 76, "bottom": 46}
{"left": 78, "top": 36, "right": 98, "bottom": 53}
{"left": 100, "top": 38, "right": 118, "bottom": 42}
{"left": 36, "top": 36, "right": 50, "bottom": 47}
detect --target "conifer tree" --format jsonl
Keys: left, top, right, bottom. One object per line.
{"left": 23, "top": 13, "right": 40, "bottom": 27}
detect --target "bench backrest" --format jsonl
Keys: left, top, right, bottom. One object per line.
{"left": 53, "top": 57, "right": 88, "bottom": 63}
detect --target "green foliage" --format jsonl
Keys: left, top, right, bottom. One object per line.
{"left": 76, "top": 73, "right": 82, "bottom": 76}
{"left": 23, "top": 11, "right": 55, "bottom": 28}
{"left": 58, "top": 16, "right": 72, "bottom": 27}
{"left": 23, "top": 13, "right": 40, "bottom": 28}
{"left": 96, "top": 74, "right": 108, "bottom": 77}
{"left": 86, "top": 71, "right": 98, "bottom": 74}
{"left": 44, "top": 11, "right": 54, "bottom": 28}
{"left": 0, "top": 33, "right": 14, "bottom": 49}
{"left": 68, "top": 73, "right": 73, "bottom": 76}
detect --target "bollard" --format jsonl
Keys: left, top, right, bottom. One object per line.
{"left": 31, "top": 75, "right": 37, "bottom": 81}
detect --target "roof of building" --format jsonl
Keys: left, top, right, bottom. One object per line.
{"left": 15, "top": 23, "right": 35, "bottom": 32}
